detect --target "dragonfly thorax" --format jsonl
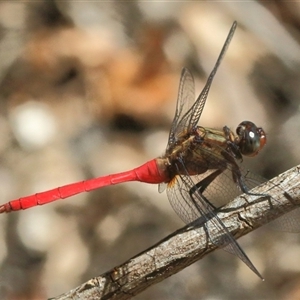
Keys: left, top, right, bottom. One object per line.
{"left": 162, "top": 126, "right": 230, "bottom": 180}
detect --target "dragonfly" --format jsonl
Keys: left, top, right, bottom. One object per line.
{"left": 0, "top": 21, "right": 267, "bottom": 278}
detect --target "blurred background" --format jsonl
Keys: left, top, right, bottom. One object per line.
{"left": 0, "top": 1, "right": 300, "bottom": 299}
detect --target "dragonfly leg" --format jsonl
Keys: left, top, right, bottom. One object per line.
{"left": 223, "top": 126, "right": 243, "bottom": 160}
{"left": 188, "top": 171, "right": 224, "bottom": 247}
{"left": 189, "top": 169, "right": 224, "bottom": 210}
{"left": 283, "top": 191, "right": 296, "bottom": 204}
{"left": 221, "top": 150, "right": 269, "bottom": 203}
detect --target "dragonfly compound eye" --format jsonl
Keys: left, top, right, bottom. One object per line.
{"left": 236, "top": 121, "right": 267, "bottom": 157}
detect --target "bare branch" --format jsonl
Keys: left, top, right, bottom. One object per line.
{"left": 49, "top": 165, "right": 300, "bottom": 300}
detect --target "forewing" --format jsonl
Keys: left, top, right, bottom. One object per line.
{"left": 187, "top": 21, "right": 237, "bottom": 130}
{"left": 166, "top": 21, "right": 237, "bottom": 157}
{"left": 168, "top": 21, "right": 237, "bottom": 150}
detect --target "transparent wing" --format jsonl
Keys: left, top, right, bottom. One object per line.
{"left": 166, "top": 152, "right": 266, "bottom": 225}
{"left": 167, "top": 175, "right": 201, "bottom": 224}
{"left": 166, "top": 165, "right": 263, "bottom": 279}
{"left": 187, "top": 21, "right": 237, "bottom": 130}
{"left": 232, "top": 167, "right": 300, "bottom": 233}
{"left": 167, "top": 68, "right": 195, "bottom": 150}
{"left": 166, "top": 21, "right": 237, "bottom": 153}
{"left": 269, "top": 208, "right": 300, "bottom": 232}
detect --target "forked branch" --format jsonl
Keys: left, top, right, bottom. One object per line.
{"left": 50, "top": 165, "right": 300, "bottom": 300}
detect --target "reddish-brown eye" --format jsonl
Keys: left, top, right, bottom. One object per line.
{"left": 236, "top": 121, "right": 266, "bottom": 156}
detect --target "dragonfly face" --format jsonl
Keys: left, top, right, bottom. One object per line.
{"left": 235, "top": 121, "right": 267, "bottom": 157}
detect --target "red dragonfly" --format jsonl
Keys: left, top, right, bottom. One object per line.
{"left": 0, "top": 22, "right": 266, "bottom": 278}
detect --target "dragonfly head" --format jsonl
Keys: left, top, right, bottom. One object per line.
{"left": 236, "top": 121, "right": 266, "bottom": 157}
